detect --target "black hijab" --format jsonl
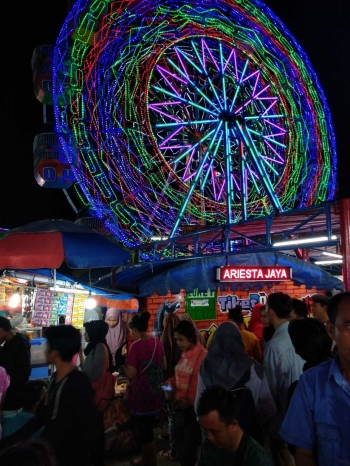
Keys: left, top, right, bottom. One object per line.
{"left": 84, "top": 320, "right": 109, "bottom": 356}
{"left": 200, "top": 321, "right": 253, "bottom": 390}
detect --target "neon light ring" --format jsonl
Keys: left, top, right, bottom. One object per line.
{"left": 53, "top": 0, "right": 337, "bottom": 247}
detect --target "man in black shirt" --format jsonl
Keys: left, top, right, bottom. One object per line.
{"left": 0, "top": 324, "right": 104, "bottom": 466}
{"left": 0, "top": 316, "right": 31, "bottom": 414}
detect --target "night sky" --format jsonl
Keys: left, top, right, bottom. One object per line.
{"left": 0, "top": 0, "right": 348, "bottom": 229}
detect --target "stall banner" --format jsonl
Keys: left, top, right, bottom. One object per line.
{"left": 218, "top": 292, "right": 267, "bottom": 320}
{"left": 0, "top": 286, "right": 5, "bottom": 305}
{"left": 185, "top": 289, "right": 217, "bottom": 321}
{"left": 71, "top": 294, "right": 86, "bottom": 329}
{"left": 217, "top": 266, "right": 292, "bottom": 281}
{"left": 32, "top": 289, "right": 74, "bottom": 326}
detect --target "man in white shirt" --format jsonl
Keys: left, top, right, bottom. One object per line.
{"left": 263, "top": 292, "right": 304, "bottom": 466}
{"left": 309, "top": 294, "right": 330, "bottom": 324}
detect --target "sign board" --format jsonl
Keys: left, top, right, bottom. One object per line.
{"left": 185, "top": 289, "right": 217, "bottom": 320}
{"left": 0, "top": 286, "right": 5, "bottom": 305}
{"left": 217, "top": 266, "right": 292, "bottom": 282}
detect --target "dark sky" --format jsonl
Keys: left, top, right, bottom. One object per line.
{"left": 0, "top": 0, "right": 349, "bottom": 229}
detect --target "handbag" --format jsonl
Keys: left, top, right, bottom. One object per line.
{"left": 92, "top": 343, "right": 116, "bottom": 413}
{"left": 123, "top": 338, "right": 157, "bottom": 403}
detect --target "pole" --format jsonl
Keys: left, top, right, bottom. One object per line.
{"left": 339, "top": 198, "right": 350, "bottom": 291}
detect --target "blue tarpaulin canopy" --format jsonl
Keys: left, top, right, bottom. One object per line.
{"left": 0, "top": 219, "right": 132, "bottom": 269}
{"left": 98, "top": 253, "right": 344, "bottom": 297}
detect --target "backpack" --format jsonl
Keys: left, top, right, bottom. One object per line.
{"left": 92, "top": 343, "right": 116, "bottom": 413}
{"left": 230, "top": 372, "right": 264, "bottom": 445}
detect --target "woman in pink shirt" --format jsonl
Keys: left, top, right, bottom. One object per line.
{"left": 121, "top": 312, "right": 164, "bottom": 466}
{"left": 160, "top": 320, "right": 207, "bottom": 466}
{"left": 0, "top": 366, "right": 10, "bottom": 439}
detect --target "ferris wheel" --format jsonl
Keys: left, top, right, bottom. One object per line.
{"left": 53, "top": 0, "right": 337, "bottom": 247}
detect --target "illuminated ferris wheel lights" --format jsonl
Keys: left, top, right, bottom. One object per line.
{"left": 156, "top": 65, "right": 188, "bottom": 86}
{"left": 54, "top": 0, "right": 336, "bottom": 245}
{"left": 166, "top": 58, "right": 221, "bottom": 112}
{"left": 175, "top": 46, "right": 203, "bottom": 74}
{"left": 155, "top": 119, "right": 219, "bottom": 128}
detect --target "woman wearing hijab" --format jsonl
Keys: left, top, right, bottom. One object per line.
{"left": 247, "top": 303, "right": 265, "bottom": 344}
{"left": 158, "top": 313, "right": 181, "bottom": 444}
{"left": 178, "top": 313, "right": 206, "bottom": 348}
{"left": 83, "top": 320, "right": 115, "bottom": 413}
{"left": 161, "top": 313, "right": 181, "bottom": 380}
{"left": 0, "top": 366, "right": 10, "bottom": 438}
{"left": 105, "top": 308, "right": 127, "bottom": 371}
{"left": 195, "top": 321, "right": 276, "bottom": 437}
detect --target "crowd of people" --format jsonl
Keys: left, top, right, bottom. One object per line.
{"left": 0, "top": 290, "right": 348, "bottom": 466}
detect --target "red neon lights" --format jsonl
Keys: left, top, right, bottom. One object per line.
{"left": 217, "top": 266, "right": 292, "bottom": 282}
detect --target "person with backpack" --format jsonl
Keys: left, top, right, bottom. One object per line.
{"left": 195, "top": 321, "right": 276, "bottom": 444}
{"left": 83, "top": 320, "right": 116, "bottom": 413}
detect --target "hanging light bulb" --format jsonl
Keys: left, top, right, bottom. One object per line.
{"left": 85, "top": 292, "right": 97, "bottom": 310}
{"left": 9, "top": 287, "right": 21, "bottom": 308}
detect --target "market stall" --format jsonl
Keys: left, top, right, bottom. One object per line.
{"left": 0, "top": 268, "right": 138, "bottom": 384}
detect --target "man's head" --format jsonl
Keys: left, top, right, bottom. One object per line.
{"left": 44, "top": 325, "right": 81, "bottom": 364}
{"left": 310, "top": 294, "right": 330, "bottom": 323}
{"left": 197, "top": 386, "right": 241, "bottom": 450}
{"left": 326, "top": 292, "right": 350, "bottom": 366}
{"left": 228, "top": 306, "right": 243, "bottom": 325}
{"left": 19, "top": 380, "right": 47, "bottom": 413}
{"left": 0, "top": 316, "right": 12, "bottom": 344}
{"left": 266, "top": 292, "right": 293, "bottom": 328}
{"left": 288, "top": 298, "right": 309, "bottom": 322}
{"left": 288, "top": 317, "right": 332, "bottom": 369}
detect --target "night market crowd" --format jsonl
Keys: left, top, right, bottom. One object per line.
{"left": 0, "top": 291, "right": 349, "bottom": 466}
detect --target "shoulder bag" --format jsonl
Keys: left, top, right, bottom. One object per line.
{"left": 123, "top": 337, "right": 157, "bottom": 402}
{"left": 92, "top": 343, "right": 116, "bottom": 413}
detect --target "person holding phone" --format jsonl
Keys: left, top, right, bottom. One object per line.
{"left": 120, "top": 312, "right": 164, "bottom": 466}
{"left": 160, "top": 320, "right": 207, "bottom": 466}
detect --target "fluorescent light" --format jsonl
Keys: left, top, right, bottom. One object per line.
{"left": 273, "top": 236, "right": 337, "bottom": 247}
{"left": 314, "top": 260, "right": 343, "bottom": 265}
{"left": 151, "top": 236, "right": 169, "bottom": 241}
{"left": 49, "top": 287, "right": 92, "bottom": 295}
{"left": 322, "top": 252, "right": 343, "bottom": 259}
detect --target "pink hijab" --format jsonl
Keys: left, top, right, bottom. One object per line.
{"left": 105, "top": 308, "right": 127, "bottom": 363}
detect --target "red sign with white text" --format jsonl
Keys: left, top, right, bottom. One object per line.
{"left": 217, "top": 266, "right": 292, "bottom": 282}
